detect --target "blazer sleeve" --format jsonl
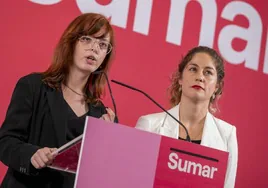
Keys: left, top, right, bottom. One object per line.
{"left": 0, "top": 76, "right": 40, "bottom": 176}
{"left": 224, "top": 126, "right": 238, "bottom": 188}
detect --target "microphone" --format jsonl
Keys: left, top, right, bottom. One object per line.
{"left": 92, "top": 71, "right": 119, "bottom": 123}
{"left": 111, "top": 79, "right": 191, "bottom": 142}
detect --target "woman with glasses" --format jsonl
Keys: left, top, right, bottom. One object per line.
{"left": 135, "top": 46, "right": 238, "bottom": 188}
{"left": 0, "top": 13, "right": 116, "bottom": 188}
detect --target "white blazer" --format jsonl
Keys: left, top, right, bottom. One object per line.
{"left": 135, "top": 104, "right": 238, "bottom": 188}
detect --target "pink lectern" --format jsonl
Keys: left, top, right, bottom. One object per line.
{"left": 49, "top": 117, "right": 228, "bottom": 188}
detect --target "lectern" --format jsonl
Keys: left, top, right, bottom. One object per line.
{"left": 49, "top": 117, "right": 228, "bottom": 188}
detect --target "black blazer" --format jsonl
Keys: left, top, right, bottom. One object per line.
{"left": 0, "top": 73, "right": 107, "bottom": 188}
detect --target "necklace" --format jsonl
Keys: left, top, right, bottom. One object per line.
{"left": 64, "top": 84, "right": 86, "bottom": 97}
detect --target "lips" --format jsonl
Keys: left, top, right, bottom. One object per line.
{"left": 191, "top": 85, "right": 204, "bottom": 90}
{"left": 85, "top": 55, "right": 97, "bottom": 65}
{"left": 86, "top": 55, "right": 96, "bottom": 61}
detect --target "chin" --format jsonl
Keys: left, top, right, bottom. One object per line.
{"left": 82, "top": 65, "right": 98, "bottom": 72}
{"left": 77, "top": 68, "right": 94, "bottom": 75}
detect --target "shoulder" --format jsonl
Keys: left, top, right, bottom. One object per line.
{"left": 16, "top": 73, "right": 43, "bottom": 88}
{"left": 135, "top": 111, "right": 167, "bottom": 131}
{"left": 135, "top": 105, "right": 179, "bottom": 132}
{"left": 18, "top": 73, "right": 43, "bottom": 84}
{"left": 139, "top": 111, "right": 167, "bottom": 122}
{"left": 13, "top": 73, "right": 48, "bottom": 96}
{"left": 137, "top": 105, "right": 178, "bottom": 124}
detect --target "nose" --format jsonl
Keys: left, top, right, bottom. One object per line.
{"left": 86, "top": 41, "right": 99, "bottom": 53}
{"left": 196, "top": 77, "right": 204, "bottom": 82}
{"left": 195, "top": 72, "right": 204, "bottom": 82}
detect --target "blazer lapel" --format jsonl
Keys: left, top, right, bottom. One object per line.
{"left": 161, "top": 105, "right": 180, "bottom": 139}
{"left": 46, "top": 89, "right": 68, "bottom": 147}
{"left": 201, "top": 112, "right": 227, "bottom": 151}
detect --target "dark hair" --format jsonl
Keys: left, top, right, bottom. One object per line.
{"left": 42, "top": 13, "right": 115, "bottom": 103}
{"left": 168, "top": 46, "right": 225, "bottom": 113}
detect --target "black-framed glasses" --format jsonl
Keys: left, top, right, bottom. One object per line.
{"left": 78, "top": 36, "right": 112, "bottom": 54}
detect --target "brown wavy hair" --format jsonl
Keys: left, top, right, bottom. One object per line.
{"left": 42, "top": 13, "right": 115, "bottom": 104}
{"left": 168, "top": 46, "right": 225, "bottom": 113}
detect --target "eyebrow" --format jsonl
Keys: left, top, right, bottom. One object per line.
{"left": 93, "top": 35, "right": 110, "bottom": 41}
{"left": 96, "top": 37, "right": 110, "bottom": 43}
{"left": 188, "top": 63, "right": 216, "bottom": 71}
{"left": 101, "top": 38, "right": 110, "bottom": 42}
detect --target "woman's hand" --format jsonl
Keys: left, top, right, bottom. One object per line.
{"left": 30, "top": 147, "right": 57, "bottom": 169}
{"left": 100, "top": 107, "right": 115, "bottom": 122}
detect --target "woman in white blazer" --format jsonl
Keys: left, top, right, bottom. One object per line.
{"left": 136, "top": 46, "right": 238, "bottom": 188}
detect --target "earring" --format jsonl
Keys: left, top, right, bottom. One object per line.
{"left": 212, "top": 93, "right": 216, "bottom": 100}
{"left": 178, "top": 85, "right": 182, "bottom": 92}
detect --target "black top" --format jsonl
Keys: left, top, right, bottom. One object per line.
{"left": 179, "top": 137, "right": 201, "bottom": 145}
{"left": 64, "top": 100, "right": 88, "bottom": 141}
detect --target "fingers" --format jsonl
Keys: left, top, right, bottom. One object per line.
{"left": 31, "top": 147, "right": 57, "bottom": 169}
{"left": 31, "top": 158, "right": 41, "bottom": 170}
{"left": 100, "top": 107, "right": 115, "bottom": 122}
{"left": 50, "top": 148, "right": 58, "bottom": 156}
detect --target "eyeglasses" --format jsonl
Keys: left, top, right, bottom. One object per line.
{"left": 78, "top": 36, "right": 112, "bottom": 54}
